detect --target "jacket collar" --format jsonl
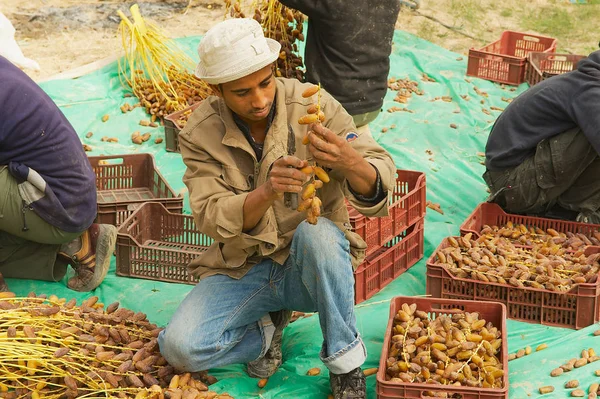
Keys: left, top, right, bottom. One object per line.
{"left": 219, "top": 99, "right": 256, "bottom": 159}
{"left": 231, "top": 98, "right": 277, "bottom": 160}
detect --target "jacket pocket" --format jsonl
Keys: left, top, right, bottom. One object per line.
{"left": 331, "top": 201, "right": 367, "bottom": 270}
{"left": 221, "top": 165, "right": 252, "bottom": 193}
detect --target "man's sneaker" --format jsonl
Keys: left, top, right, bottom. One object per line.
{"left": 247, "top": 309, "right": 292, "bottom": 378}
{"left": 58, "top": 224, "right": 117, "bottom": 292}
{"left": 330, "top": 367, "right": 366, "bottom": 399}
{"left": 576, "top": 210, "right": 600, "bottom": 224}
{"left": 0, "top": 273, "right": 9, "bottom": 292}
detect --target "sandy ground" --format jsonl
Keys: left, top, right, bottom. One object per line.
{"left": 0, "top": 0, "right": 597, "bottom": 82}
{"left": 1, "top": 0, "right": 223, "bottom": 81}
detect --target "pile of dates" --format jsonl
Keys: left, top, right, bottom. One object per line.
{"left": 385, "top": 302, "right": 504, "bottom": 397}
{"left": 435, "top": 233, "right": 600, "bottom": 292}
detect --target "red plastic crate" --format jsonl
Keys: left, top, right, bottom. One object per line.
{"left": 467, "top": 31, "right": 557, "bottom": 85}
{"left": 116, "top": 202, "right": 211, "bottom": 284}
{"left": 163, "top": 102, "right": 201, "bottom": 152}
{"left": 426, "top": 237, "right": 600, "bottom": 329}
{"left": 377, "top": 296, "right": 508, "bottom": 399}
{"left": 460, "top": 202, "right": 600, "bottom": 240}
{"left": 348, "top": 170, "right": 426, "bottom": 257}
{"left": 354, "top": 219, "right": 424, "bottom": 304}
{"left": 88, "top": 154, "right": 183, "bottom": 227}
{"left": 525, "top": 52, "right": 586, "bottom": 86}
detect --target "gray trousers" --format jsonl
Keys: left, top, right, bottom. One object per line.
{"left": 0, "top": 166, "right": 80, "bottom": 281}
{"left": 483, "top": 128, "right": 600, "bottom": 215}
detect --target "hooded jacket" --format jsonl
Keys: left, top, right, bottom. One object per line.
{"left": 278, "top": 0, "right": 400, "bottom": 116}
{"left": 485, "top": 50, "right": 600, "bottom": 171}
{"left": 0, "top": 55, "right": 96, "bottom": 233}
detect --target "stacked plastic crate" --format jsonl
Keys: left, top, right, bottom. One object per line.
{"left": 351, "top": 170, "right": 426, "bottom": 303}
{"left": 466, "top": 30, "right": 586, "bottom": 87}
{"left": 467, "top": 30, "right": 557, "bottom": 85}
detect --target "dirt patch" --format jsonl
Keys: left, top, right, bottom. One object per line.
{"left": 10, "top": 2, "right": 209, "bottom": 37}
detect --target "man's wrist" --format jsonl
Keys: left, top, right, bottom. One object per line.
{"left": 260, "top": 182, "right": 280, "bottom": 202}
{"left": 333, "top": 149, "right": 358, "bottom": 175}
{"left": 343, "top": 158, "right": 378, "bottom": 197}
{"left": 339, "top": 154, "right": 368, "bottom": 178}
{"left": 348, "top": 164, "right": 384, "bottom": 204}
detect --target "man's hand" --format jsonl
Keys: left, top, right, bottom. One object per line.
{"left": 265, "top": 156, "right": 309, "bottom": 199}
{"left": 308, "top": 123, "right": 379, "bottom": 198}
{"left": 307, "top": 123, "right": 361, "bottom": 172}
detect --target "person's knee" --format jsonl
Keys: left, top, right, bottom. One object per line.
{"left": 294, "top": 218, "right": 346, "bottom": 254}
{"left": 158, "top": 328, "right": 196, "bottom": 371}
{"left": 158, "top": 326, "right": 214, "bottom": 372}
{"left": 293, "top": 218, "right": 351, "bottom": 278}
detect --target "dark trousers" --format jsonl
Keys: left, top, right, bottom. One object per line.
{"left": 483, "top": 128, "right": 600, "bottom": 215}
{"left": 0, "top": 166, "right": 79, "bottom": 281}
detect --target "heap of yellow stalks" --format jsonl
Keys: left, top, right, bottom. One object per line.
{"left": 117, "top": 4, "right": 211, "bottom": 118}
{"left": 0, "top": 292, "right": 230, "bottom": 399}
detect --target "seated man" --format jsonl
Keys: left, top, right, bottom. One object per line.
{"left": 484, "top": 50, "right": 600, "bottom": 223}
{"left": 0, "top": 55, "right": 117, "bottom": 292}
{"left": 158, "top": 18, "right": 395, "bottom": 399}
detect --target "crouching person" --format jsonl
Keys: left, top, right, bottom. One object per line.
{"left": 158, "top": 19, "right": 396, "bottom": 399}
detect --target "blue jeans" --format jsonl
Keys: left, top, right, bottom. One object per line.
{"left": 158, "top": 218, "right": 366, "bottom": 375}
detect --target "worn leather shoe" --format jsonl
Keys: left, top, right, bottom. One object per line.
{"left": 330, "top": 367, "right": 366, "bottom": 399}
{"left": 247, "top": 309, "right": 292, "bottom": 378}
{"left": 58, "top": 223, "right": 117, "bottom": 292}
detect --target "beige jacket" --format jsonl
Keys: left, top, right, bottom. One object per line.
{"left": 178, "top": 78, "right": 396, "bottom": 280}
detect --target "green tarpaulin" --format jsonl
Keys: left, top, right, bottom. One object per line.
{"left": 6, "top": 30, "right": 599, "bottom": 398}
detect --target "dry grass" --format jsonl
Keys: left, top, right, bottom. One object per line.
{"left": 397, "top": 0, "right": 599, "bottom": 56}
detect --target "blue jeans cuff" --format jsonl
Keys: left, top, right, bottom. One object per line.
{"left": 320, "top": 334, "right": 367, "bottom": 374}
{"left": 255, "top": 313, "right": 275, "bottom": 360}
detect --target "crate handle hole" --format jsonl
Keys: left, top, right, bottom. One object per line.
{"left": 421, "top": 392, "right": 462, "bottom": 399}
{"left": 98, "top": 158, "right": 124, "bottom": 165}
{"left": 522, "top": 35, "right": 540, "bottom": 42}
{"left": 483, "top": 55, "right": 504, "bottom": 63}
{"left": 547, "top": 55, "right": 567, "bottom": 62}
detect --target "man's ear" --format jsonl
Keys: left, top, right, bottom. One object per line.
{"left": 209, "top": 84, "right": 222, "bottom": 97}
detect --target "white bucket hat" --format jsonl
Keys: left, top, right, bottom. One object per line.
{"left": 195, "top": 18, "right": 281, "bottom": 85}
